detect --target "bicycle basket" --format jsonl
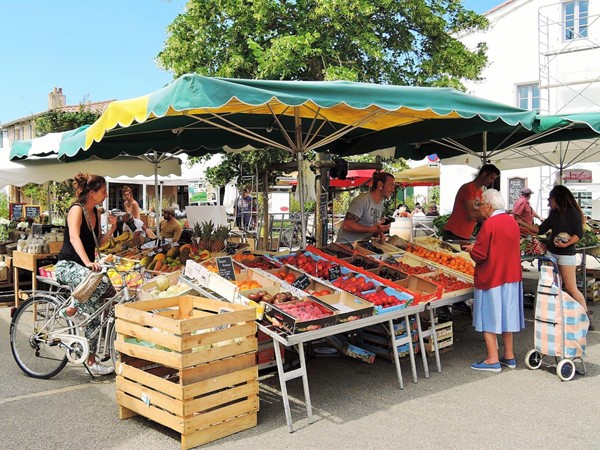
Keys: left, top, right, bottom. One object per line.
{"left": 71, "top": 271, "right": 105, "bottom": 303}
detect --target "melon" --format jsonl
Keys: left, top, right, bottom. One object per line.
{"left": 155, "top": 275, "right": 171, "bottom": 292}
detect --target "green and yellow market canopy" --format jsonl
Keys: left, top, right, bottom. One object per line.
{"left": 55, "top": 74, "right": 537, "bottom": 161}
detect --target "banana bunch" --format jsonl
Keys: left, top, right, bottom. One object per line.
{"left": 99, "top": 231, "right": 131, "bottom": 254}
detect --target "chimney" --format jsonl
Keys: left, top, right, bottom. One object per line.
{"left": 48, "top": 87, "right": 66, "bottom": 109}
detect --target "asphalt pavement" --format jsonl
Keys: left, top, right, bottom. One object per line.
{"left": 0, "top": 291, "right": 598, "bottom": 449}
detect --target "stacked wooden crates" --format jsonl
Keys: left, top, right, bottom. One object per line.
{"left": 114, "top": 295, "right": 258, "bottom": 449}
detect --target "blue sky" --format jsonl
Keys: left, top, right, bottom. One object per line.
{"left": 0, "top": 0, "right": 503, "bottom": 124}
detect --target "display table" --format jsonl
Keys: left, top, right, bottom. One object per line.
{"left": 12, "top": 251, "right": 57, "bottom": 306}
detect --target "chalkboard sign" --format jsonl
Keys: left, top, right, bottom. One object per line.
{"left": 9, "top": 203, "right": 25, "bottom": 220}
{"left": 507, "top": 178, "right": 526, "bottom": 210}
{"left": 319, "top": 193, "right": 328, "bottom": 222}
{"left": 216, "top": 256, "right": 236, "bottom": 281}
{"left": 25, "top": 205, "right": 41, "bottom": 219}
{"left": 291, "top": 273, "right": 311, "bottom": 290}
{"left": 329, "top": 264, "right": 342, "bottom": 281}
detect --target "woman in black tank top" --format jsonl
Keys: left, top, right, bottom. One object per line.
{"left": 54, "top": 173, "right": 118, "bottom": 375}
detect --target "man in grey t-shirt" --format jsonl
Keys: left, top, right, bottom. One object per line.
{"left": 336, "top": 172, "right": 396, "bottom": 243}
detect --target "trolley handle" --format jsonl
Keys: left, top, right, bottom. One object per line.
{"left": 537, "top": 255, "right": 560, "bottom": 275}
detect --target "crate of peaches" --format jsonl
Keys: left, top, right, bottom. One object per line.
{"left": 264, "top": 298, "right": 337, "bottom": 334}
{"left": 405, "top": 243, "right": 475, "bottom": 278}
{"left": 272, "top": 251, "right": 338, "bottom": 280}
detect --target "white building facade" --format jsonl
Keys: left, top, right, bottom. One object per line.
{"left": 440, "top": 0, "right": 600, "bottom": 218}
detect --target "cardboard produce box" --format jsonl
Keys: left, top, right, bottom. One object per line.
{"left": 315, "top": 291, "right": 374, "bottom": 322}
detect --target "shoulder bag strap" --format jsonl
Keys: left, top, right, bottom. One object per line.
{"left": 78, "top": 203, "right": 100, "bottom": 258}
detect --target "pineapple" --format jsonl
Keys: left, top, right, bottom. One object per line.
{"left": 210, "top": 225, "right": 230, "bottom": 253}
{"left": 195, "top": 220, "right": 214, "bottom": 252}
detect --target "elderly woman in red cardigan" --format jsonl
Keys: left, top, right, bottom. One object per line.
{"left": 463, "top": 189, "right": 524, "bottom": 373}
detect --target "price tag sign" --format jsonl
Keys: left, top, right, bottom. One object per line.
{"left": 216, "top": 256, "right": 236, "bottom": 281}
{"left": 291, "top": 273, "right": 311, "bottom": 290}
{"left": 329, "top": 264, "right": 342, "bottom": 281}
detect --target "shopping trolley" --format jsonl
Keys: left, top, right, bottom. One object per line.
{"left": 525, "top": 256, "right": 589, "bottom": 381}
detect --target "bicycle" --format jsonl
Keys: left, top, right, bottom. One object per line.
{"left": 9, "top": 260, "right": 145, "bottom": 379}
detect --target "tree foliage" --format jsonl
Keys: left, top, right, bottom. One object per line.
{"left": 158, "top": 0, "right": 488, "bottom": 87}
{"left": 159, "top": 0, "right": 489, "bottom": 183}
{"left": 35, "top": 106, "right": 101, "bottom": 136}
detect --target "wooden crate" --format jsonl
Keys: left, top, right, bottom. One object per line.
{"left": 424, "top": 321, "right": 453, "bottom": 353}
{"left": 115, "top": 295, "right": 258, "bottom": 449}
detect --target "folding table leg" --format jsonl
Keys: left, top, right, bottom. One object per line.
{"left": 405, "top": 315, "right": 418, "bottom": 383}
{"left": 429, "top": 306, "right": 442, "bottom": 373}
{"left": 415, "top": 312, "right": 430, "bottom": 379}
{"left": 273, "top": 340, "right": 314, "bottom": 433}
{"left": 387, "top": 319, "right": 404, "bottom": 390}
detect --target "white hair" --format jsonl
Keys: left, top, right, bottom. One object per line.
{"left": 482, "top": 189, "right": 505, "bottom": 210}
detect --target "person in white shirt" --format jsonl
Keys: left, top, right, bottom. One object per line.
{"left": 122, "top": 213, "right": 156, "bottom": 246}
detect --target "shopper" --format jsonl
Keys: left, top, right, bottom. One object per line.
{"left": 517, "top": 185, "right": 589, "bottom": 324}
{"left": 236, "top": 188, "right": 253, "bottom": 229}
{"left": 121, "top": 185, "right": 141, "bottom": 219}
{"left": 336, "top": 171, "right": 396, "bottom": 243}
{"left": 159, "top": 207, "right": 183, "bottom": 242}
{"left": 122, "top": 212, "right": 156, "bottom": 246}
{"left": 54, "top": 173, "right": 118, "bottom": 376}
{"left": 463, "top": 189, "right": 524, "bottom": 372}
{"left": 512, "top": 187, "right": 541, "bottom": 225}
{"left": 426, "top": 205, "right": 440, "bottom": 217}
{"left": 442, "top": 164, "right": 500, "bottom": 241}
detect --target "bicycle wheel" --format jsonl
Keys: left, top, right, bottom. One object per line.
{"left": 280, "top": 227, "right": 301, "bottom": 249}
{"left": 108, "top": 320, "right": 119, "bottom": 368}
{"left": 10, "top": 294, "right": 70, "bottom": 379}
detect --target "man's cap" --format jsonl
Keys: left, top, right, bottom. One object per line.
{"left": 162, "top": 207, "right": 175, "bottom": 215}
{"left": 522, "top": 188, "right": 533, "bottom": 195}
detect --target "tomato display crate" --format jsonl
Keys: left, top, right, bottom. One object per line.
{"left": 360, "top": 287, "right": 413, "bottom": 315}
{"left": 264, "top": 298, "right": 337, "bottom": 334}
{"left": 396, "top": 275, "right": 441, "bottom": 304}
{"left": 315, "top": 291, "right": 374, "bottom": 322}
{"left": 423, "top": 271, "right": 474, "bottom": 299}
{"left": 114, "top": 296, "right": 258, "bottom": 449}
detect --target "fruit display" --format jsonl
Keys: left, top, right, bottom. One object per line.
{"left": 235, "top": 279, "right": 262, "bottom": 290}
{"left": 193, "top": 220, "right": 230, "bottom": 253}
{"left": 425, "top": 273, "right": 474, "bottom": 292}
{"left": 276, "top": 300, "right": 333, "bottom": 320}
{"left": 279, "top": 253, "right": 336, "bottom": 279}
{"left": 378, "top": 266, "right": 408, "bottom": 282}
{"left": 232, "top": 252, "right": 279, "bottom": 270}
{"left": 332, "top": 275, "right": 376, "bottom": 294}
{"left": 98, "top": 231, "right": 133, "bottom": 254}
{"left": 264, "top": 299, "right": 337, "bottom": 333}
{"left": 145, "top": 276, "right": 190, "bottom": 299}
{"left": 356, "top": 240, "right": 383, "bottom": 254}
{"left": 382, "top": 257, "right": 434, "bottom": 275}
{"left": 320, "top": 247, "right": 354, "bottom": 258}
{"left": 520, "top": 237, "right": 546, "bottom": 256}
{"left": 361, "top": 290, "right": 407, "bottom": 309}
{"left": 347, "top": 255, "right": 380, "bottom": 271}
{"left": 406, "top": 243, "right": 475, "bottom": 277}
{"left": 246, "top": 290, "right": 300, "bottom": 304}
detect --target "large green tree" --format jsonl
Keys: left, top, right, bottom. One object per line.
{"left": 158, "top": 0, "right": 489, "bottom": 184}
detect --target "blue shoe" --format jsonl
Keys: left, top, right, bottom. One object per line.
{"left": 471, "top": 360, "right": 501, "bottom": 373}
{"left": 499, "top": 357, "right": 516, "bottom": 369}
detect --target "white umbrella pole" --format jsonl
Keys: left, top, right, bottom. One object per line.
{"left": 294, "top": 109, "right": 307, "bottom": 249}
{"left": 154, "top": 154, "right": 160, "bottom": 240}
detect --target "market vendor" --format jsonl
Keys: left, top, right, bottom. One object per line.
{"left": 442, "top": 164, "right": 500, "bottom": 241}
{"left": 511, "top": 187, "right": 541, "bottom": 225}
{"left": 159, "top": 207, "right": 183, "bottom": 242}
{"left": 336, "top": 171, "right": 395, "bottom": 243}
